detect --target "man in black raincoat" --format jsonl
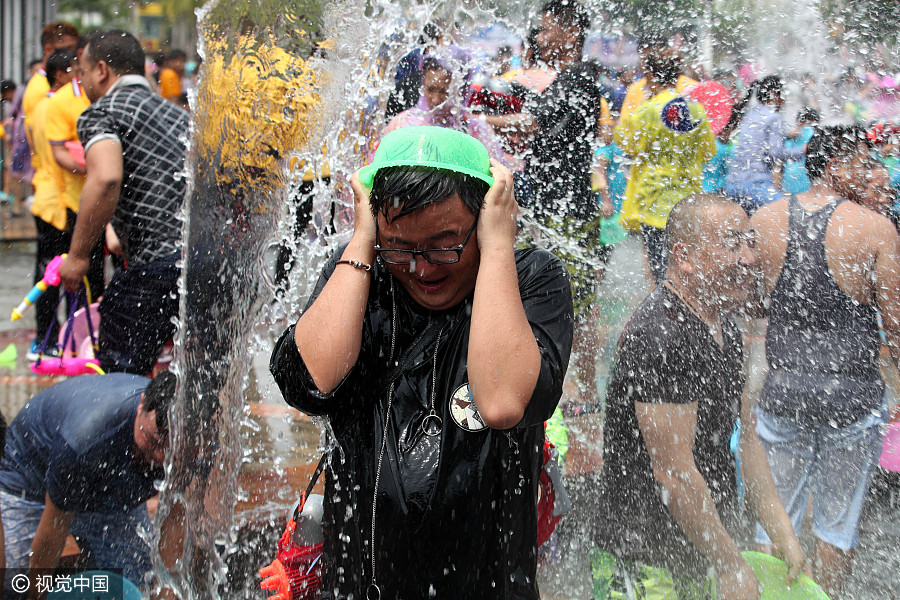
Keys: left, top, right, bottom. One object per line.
{"left": 271, "top": 126, "right": 573, "bottom": 599}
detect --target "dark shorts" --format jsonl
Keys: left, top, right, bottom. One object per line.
{"left": 98, "top": 253, "right": 180, "bottom": 375}
{"left": 33, "top": 211, "right": 105, "bottom": 344}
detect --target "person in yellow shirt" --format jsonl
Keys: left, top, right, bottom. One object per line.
{"left": 195, "top": 33, "right": 325, "bottom": 305}
{"left": 618, "top": 36, "right": 696, "bottom": 123}
{"left": 197, "top": 35, "right": 321, "bottom": 195}
{"left": 615, "top": 46, "right": 714, "bottom": 284}
{"left": 45, "top": 45, "right": 90, "bottom": 214}
{"left": 22, "top": 22, "right": 79, "bottom": 130}
{"left": 45, "top": 32, "right": 106, "bottom": 302}
{"left": 25, "top": 49, "right": 77, "bottom": 360}
{"left": 158, "top": 49, "right": 186, "bottom": 103}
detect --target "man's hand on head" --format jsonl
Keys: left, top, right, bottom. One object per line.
{"left": 349, "top": 171, "right": 377, "bottom": 247}
{"left": 477, "top": 160, "right": 518, "bottom": 251}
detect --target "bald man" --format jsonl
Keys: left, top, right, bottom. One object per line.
{"left": 592, "top": 194, "right": 806, "bottom": 600}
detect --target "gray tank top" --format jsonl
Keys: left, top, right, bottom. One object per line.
{"left": 760, "top": 195, "right": 884, "bottom": 426}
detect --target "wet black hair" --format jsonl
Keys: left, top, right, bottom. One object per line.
{"left": 84, "top": 29, "right": 145, "bottom": 77}
{"left": 370, "top": 166, "right": 488, "bottom": 223}
{"left": 422, "top": 57, "right": 450, "bottom": 77}
{"left": 0, "top": 80, "right": 16, "bottom": 95}
{"left": 644, "top": 53, "right": 681, "bottom": 87}
{"left": 167, "top": 48, "right": 187, "bottom": 62}
{"left": 541, "top": 0, "right": 590, "bottom": 50}
{"left": 76, "top": 31, "right": 96, "bottom": 52}
{"left": 637, "top": 31, "right": 669, "bottom": 52}
{"left": 797, "top": 107, "right": 820, "bottom": 125}
{"left": 421, "top": 22, "right": 442, "bottom": 44}
{"left": 806, "top": 125, "right": 872, "bottom": 181}
{"left": 718, "top": 76, "right": 780, "bottom": 143}
{"left": 45, "top": 49, "right": 76, "bottom": 88}
{"left": 142, "top": 371, "right": 176, "bottom": 436}
{"left": 756, "top": 75, "right": 783, "bottom": 104}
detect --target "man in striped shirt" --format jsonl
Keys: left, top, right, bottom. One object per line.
{"left": 60, "top": 30, "right": 188, "bottom": 376}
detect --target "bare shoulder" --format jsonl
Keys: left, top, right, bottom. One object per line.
{"left": 750, "top": 199, "right": 789, "bottom": 228}
{"left": 750, "top": 199, "right": 790, "bottom": 245}
{"left": 835, "top": 201, "right": 897, "bottom": 244}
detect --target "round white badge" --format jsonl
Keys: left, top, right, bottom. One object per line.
{"left": 449, "top": 383, "right": 487, "bottom": 432}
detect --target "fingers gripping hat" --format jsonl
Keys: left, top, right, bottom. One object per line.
{"left": 358, "top": 126, "right": 494, "bottom": 188}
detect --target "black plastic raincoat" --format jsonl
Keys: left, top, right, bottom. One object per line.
{"left": 271, "top": 247, "right": 573, "bottom": 599}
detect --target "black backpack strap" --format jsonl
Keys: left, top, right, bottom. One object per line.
{"left": 292, "top": 453, "right": 328, "bottom": 521}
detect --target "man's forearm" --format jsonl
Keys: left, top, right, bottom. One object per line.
{"left": 483, "top": 113, "right": 538, "bottom": 137}
{"left": 70, "top": 175, "right": 119, "bottom": 260}
{"left": 468, "top": 243, "right": 540, "bottom": 429}
{"left": 657, "top": 467, "right": 745, "bottom": 572}
{"left": 295, "top": 235, "right": 374, "bottom": 395}
{"left": 741, "top": 421, "right": 797, "bottom": 548}
{"left": 29, "top": 497, "right": 74, "bottom": 599}
{"left": 29, "top": 529, "right": 66, "bottom": 573}
{"left": 51, "top": 143, "right": 84, "bottom": 174}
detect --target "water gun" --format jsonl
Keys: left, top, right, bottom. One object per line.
{"left": 258, "top": 531, "right": 323, "bottom": 600}
{"left": 11, "top": 254, "right": 65, "bottom": 321}
{"left": 259, "top": 458, "right": 326, "bottom": 600}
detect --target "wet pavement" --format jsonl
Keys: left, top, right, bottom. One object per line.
{"left": 0, "top": 241, "right": 66, "bottom": 419}
{"left": 1, "top": 235, "right": 899, "bottom": 597}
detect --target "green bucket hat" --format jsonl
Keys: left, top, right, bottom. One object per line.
{"left": 358, "top": 126, "right": 494, "bottom": 188}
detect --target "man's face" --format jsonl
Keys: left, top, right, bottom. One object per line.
{"left": 44, "top": 34, "right": 77, "bottom": 59}
{"left": 535, "top": 13, "right": 575, "bottom": 63}
{"left": 78, "top": 48, "right": 103, "bottom": 102}
{"left": 423, "top": 68, "right": 451, "bottom": 111}
{"left": 133, "top": 403, "right": 168, "bottom": 469}
{"left": 685, "top": 204, "right": 757, "bottom": 309}
{"left": 830, "top": 142, "right": 874, "bottom": 202}
{"left": 55, "top": 35, "right": 78, "bottom": 52}
{"left": 377, "top": 193, "right": 480, "bottom": 311}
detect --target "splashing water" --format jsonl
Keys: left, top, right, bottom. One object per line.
{"left": 150, "top": 0, "right": 900, "bottom": 597}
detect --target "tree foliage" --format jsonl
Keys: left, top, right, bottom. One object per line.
{"left": 820, "top": 0, "right": 900, "bottom": 47}
{"left": 58, "top": 0, "right": 132, "bottom": 25}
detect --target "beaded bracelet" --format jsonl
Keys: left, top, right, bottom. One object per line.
{"left": 335, "top": 259, "right": 372, "bottom": 272}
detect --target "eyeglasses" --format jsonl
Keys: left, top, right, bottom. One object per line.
{"left": 375, "top": 217, "right": 478, "bottom": 265}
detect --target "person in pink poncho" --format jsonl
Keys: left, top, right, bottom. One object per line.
{"left": 383, "top": 57, "right": 508, "bottom": 165}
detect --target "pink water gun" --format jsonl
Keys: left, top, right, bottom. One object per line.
{"left": 11, "top": 254, "right": 65, "bottom": 321}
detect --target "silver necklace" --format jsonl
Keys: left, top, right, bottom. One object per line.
{"left": 368, "top": 280, "right": 445, "bottom": 599}
{"left": 422, "top": 327, "right": 444, "bottom": 437}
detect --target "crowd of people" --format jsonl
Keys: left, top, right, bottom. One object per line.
{"left": 0, "top": 3, "right": 898, "bottom": 599}
{"left": 0, "top": 24, "right": 190, "bottom": 599}
{"left": 275, "top": 2, "right": 900, "bottom": 599}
